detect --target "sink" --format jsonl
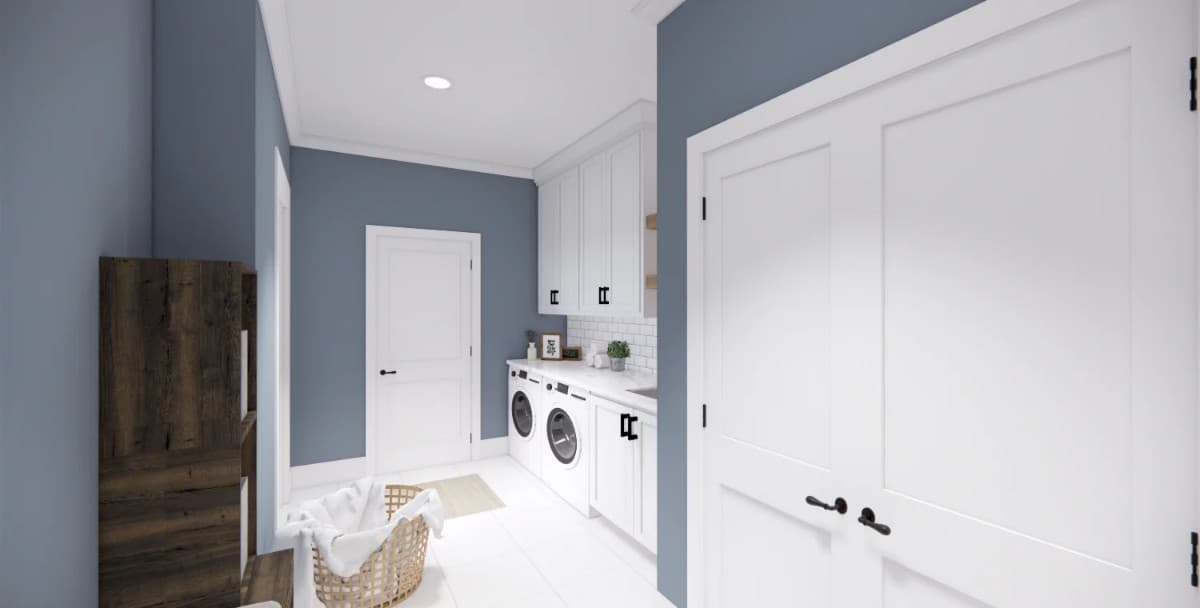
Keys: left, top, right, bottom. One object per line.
{"left": 627, "top": 387, "right": 657, "bottom": 399}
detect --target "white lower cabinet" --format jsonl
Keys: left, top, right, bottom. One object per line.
{"left": 589, "top": 395, "right": 657, "bottom": 553}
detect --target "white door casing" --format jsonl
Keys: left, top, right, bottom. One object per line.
{"left": 365, "top": 226, "right": 481, "bottom": 474}
{"left": 687, "top": 0, "right": 1198, "bottom": 606}
{"left": 274, "top": 148, "right": 292, "bottom": 510}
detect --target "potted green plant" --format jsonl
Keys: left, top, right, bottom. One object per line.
{"left": 607, "top": 340, "right": 630, "bottom": 371}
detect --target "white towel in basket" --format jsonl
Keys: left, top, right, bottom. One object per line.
{"left": 276, "top": 478, "right": 445, "bottom": 608}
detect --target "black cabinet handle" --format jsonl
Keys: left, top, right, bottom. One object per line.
{"left": 619, "top": 413, "right": 629, "bottom": 437}
{"left": 858, "top": 508, "right": 891, "bottom": 536}
{"left": 379, "top": 370, "right": 397, "bottom": 376}
{"left": 805, "top": 496, "right": 847, "bottom": 515}
{"left": 626, "top": 414, "right": 639, "bottom": 440}
{"left": 511, "top": 370, "right": 516, "bottom": 377}
{"left": 599, "top": 286, "right": 611, "bottom": 305}
{"left": 550, "top": 289, "right": 559, "bottom": 305}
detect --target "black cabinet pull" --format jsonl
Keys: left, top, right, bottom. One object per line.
{"left": 379, "top": 370, "right": 397, "bottom": 376}
{"left": 858, "top": 508, "right": 891, "bottom": 536}
{"left": 550, "top": 289, "right": 559, "bottom": 305}
{"left": 805, "top": 496, "right": 847, "bottom": 515}
{"left": 511, "top": 370, "right": 516, "bottom": 377}
{"left": 626, "top": 414, "right": 639, "bottom": 440}
{"left": 619, "top": 413, "right": 629, "bottom": 437}
{"left": 599, "top": 286, "right": 610, "bottom": 305}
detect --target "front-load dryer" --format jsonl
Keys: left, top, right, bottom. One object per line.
{"left": 508, "top": 366, "right": 542, "bottom": 477}
{"left": 541, "top": 380, "right": 594, "bottom": 516}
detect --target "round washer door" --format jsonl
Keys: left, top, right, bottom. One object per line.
{"left": 546, "top": 407, "right": 578, "bottom": 464}
{"left": 511, "top": 391, "right": 533, "bottom": 437}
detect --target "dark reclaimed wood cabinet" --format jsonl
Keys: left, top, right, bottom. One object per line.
{"left": 99, "top": 257, "right": 258, "bottom": 608}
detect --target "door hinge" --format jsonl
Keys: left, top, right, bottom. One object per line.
{"left": 469, "top": 259, "right": 474, "bottom": 270}
{"left": 702, "top": 403, "right": 707, "bottom": 428}
{"left": 469, "top": 345, "right": 473, "bottom": 356}
{"left": 702, "top": 196, "right": 707, "bottom": 221}
{"left": 1190, "top": 531, "right": 1198, "bottom": 587}
{"left": 1189, "top": 57, "right": 1197, "bottom": 111}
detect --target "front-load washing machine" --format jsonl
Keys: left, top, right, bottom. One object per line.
{"left": 507, "top": 366, "right": 542, "bottom": 477}
{"left": 541, "top": 380, "right": 594, "bottom": 516}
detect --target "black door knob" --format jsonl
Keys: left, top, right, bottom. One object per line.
{"left": 805, "top": 496, "right": 847, "bottom": 515}
{"left": 379, "top": 370, "right": 397, "bottom": 376}
{"left": 858, "top": 507, "right": 891, "bottom": 536}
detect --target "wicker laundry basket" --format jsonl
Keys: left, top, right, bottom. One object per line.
{"left": 312, "top": 485, "right": 431, "bottom": 608}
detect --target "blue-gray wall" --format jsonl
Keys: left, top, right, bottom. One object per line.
{"left": 153, "top": 0, "right": 289, "bottom": 552}
{"left": 153, "top": 0, "right": 257, "bottom": 265}
{"left": 655, "top": 0, "right": 981, "bottom": 604}
{"left": 290, "top": 147, "right": 564, "bottom": 466}
{"left": 0, "top": 1, "right": 154, "bottom": 605}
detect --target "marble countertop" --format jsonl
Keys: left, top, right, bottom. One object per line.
{"left": 506, "top": 358, "right": 657, "bottom": 415}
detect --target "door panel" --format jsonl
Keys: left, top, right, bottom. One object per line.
{"left": 580, "top": 154, "right": 610, "bottom": 312}
{"left": 696, "top": 0, "right": 1196, "bottom": 606}
{"left": 633, "top": 413, "right": 658, "bottom": 552}
{"left": 703, "top": 122, "right": 849, "bottom": 605}
{"left": 558, "top": 168, "right": 581, "bottom": 313}
{"left": 371, "top": 231, "right": 473, "bottom": 473}
{"left": 538, "top": 179, "right": 561, "bottom": 314}
{"left": 590, "top": 397, "right": 634, "bottom": 529}
{"left": 716, "top": 487, "right": 833, "bottom": 607}
{"left": 608, "top": 134, "right": 643, "bottom": 315}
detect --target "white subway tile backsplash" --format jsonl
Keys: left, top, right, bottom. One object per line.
{"left": 566, "top": 315, "right": 658, "bottom": 374}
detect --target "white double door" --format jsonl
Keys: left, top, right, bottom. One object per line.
{"left": 367, "top": 226, "right": 478, "bottom": 474}
{"left": 697, "top": 0, "right": 1197, "bottom": 606}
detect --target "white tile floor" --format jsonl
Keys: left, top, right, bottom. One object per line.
{"left": 284, "top": 456, "right": 673, "bottom": 608}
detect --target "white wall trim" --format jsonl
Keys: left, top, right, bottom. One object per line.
{"left": 685, "top": 0, "right": 1083, "bottom": 604}
{"left": 532, "top": 99, "right": 657, "bottom": 185}
{"left": 630, "top": 0, "right": 687, "bottom": 24}
{"left": 474, "top": 436, "right": 510, "bottom": 460}
{"left": 273, "top": 148, "right": 293, "bottom": 510}
{"left": 258, "top": 0, "right": 302, "bottom": 143}
{"left": 365, "top": 225, "right": 483, "bottom": 477}
{"left": 294, "top": 136, "right": 533, "bottom": 180}
{"left": 291, "top": 457, "right": 368, "bottom": 490}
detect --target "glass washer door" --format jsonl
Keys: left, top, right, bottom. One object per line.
{"left": 546, "top": 408, "right": 578, "bottom": 464}
{"left": 511, "top": 391, "right": 533, "bottom": 437}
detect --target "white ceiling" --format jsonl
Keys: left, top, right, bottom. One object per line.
{"left": 260, "top": 0, "right": 682, "bottom": 178}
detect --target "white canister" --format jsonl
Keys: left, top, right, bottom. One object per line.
{"left": 527, "top": 342, "right": 538, "bottom": 361}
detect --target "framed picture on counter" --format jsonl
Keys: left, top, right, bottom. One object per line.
{"left": 540, "top": 333, "right": 562, "bottom": 360}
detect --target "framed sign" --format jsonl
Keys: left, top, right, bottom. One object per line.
{"left": 540, "top": 333, "right": 563, "bottom": 360}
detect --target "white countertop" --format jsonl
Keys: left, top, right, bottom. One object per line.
{"left": 507, "top": 358, "right": 657, "bottom": 415}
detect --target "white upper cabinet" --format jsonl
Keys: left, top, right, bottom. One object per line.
{"left": 538, "top": 168, "right": 581, "bottom": 315}
{"left": 536, "top": 102, "right": 657, "bottom": 318}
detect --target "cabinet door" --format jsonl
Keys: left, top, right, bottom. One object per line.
{"left": 590, "top": 397, "right": 634, "bottom": 530}
{"left": 606, "top": 134, "right": 643, "bottom": 316}
{"left": 537, "top": 178, "right": 561, "bottom": 314}
{"left": 631, "top": 412, "right": 657, "bottom": 553}
{"left": 557, "top": 168, "right": 581, "bottom": 314}
{"left": 579, "top": 153, "right": 610, "bottom": 313}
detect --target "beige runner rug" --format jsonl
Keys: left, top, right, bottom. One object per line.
{"left": 415, "top": 474, "right": 505, "bottom": 519}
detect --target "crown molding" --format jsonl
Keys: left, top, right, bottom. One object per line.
{"left": 533, "top": 99, "right": 657, "bottom": 185}
{"left": 631, "top": 0, "right": 687, "bottom": 24}
{"left": 294, "top": 135, "right": 534, "bottom": 179}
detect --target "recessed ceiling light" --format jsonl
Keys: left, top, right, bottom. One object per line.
{"left": 424, "top": 76, "right": 452, "bottom": 90}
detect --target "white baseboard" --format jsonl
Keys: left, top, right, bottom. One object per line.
{"left": 475, "top": 436, "right": 509, "bottom": 460}
{"left": 291, "top": 457, "right": 367, "bottom": 490}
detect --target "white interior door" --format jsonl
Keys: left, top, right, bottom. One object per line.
{"left": 693, "top": 0, "right": 1197, "bottom": 606}
{"left": 366, "top": 226, "right": 479, "bottom": 474}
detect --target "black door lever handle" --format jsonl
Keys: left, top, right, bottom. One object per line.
{"left": 379, "top": 370, "right": 397, "bottom": 376}
{"left": 805, "top": 496, "right": 847, "bottom": 514}
{"left": 858, "top": 507, "right": 891, "bottom": 536}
